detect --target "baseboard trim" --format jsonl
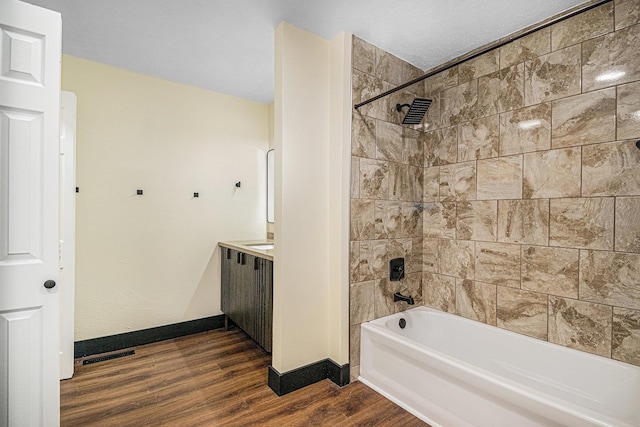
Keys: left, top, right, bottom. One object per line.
{"left": 268, "top": 359, "right": 350, "bottom": 396}
{"left": 74, "top": 315, "right": 225, "bottom": 358}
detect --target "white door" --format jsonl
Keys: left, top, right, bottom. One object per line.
{"left": 0, "top": 1, "right": 62, "bottom": 426}
{"left": 59, "top": 91, "right": 76, "bottom": 380}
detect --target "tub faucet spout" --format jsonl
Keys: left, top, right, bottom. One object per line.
{"left": 394, "top": 292, "right": 415, "bottom": 305}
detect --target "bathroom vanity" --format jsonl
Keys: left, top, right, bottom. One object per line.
{"left": 218, "top": 241, "right": 273, "bottom": 352}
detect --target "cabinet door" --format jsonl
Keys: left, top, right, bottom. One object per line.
{"left": 254, "top": 258, "right": 273, "bottom": 352}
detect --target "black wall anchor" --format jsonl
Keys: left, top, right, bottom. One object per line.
{"left": 136, "top": 189, "right": 143, "bottom": 195}
{"left": 235, "top": 181, "right": 241, "bottom": 188}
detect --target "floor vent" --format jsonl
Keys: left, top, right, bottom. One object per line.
{"left": 82, "top": 349, "right": 135, "bottom": 365}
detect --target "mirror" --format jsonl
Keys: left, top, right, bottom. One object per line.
{"left": 267, "top": 149, "right": 274, "bottom": 223}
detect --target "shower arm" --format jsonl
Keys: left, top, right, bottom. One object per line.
{"left": 353, "top": 0, "right": 611, "bottom": 111}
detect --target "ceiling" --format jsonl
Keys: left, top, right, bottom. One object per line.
{"left": 24, "top": 0, "right": 586, "bottom": 104}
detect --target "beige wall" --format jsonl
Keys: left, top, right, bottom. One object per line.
{"left": 272, "top": 23, "right": 351, "bottom": 373}
{"left": 62, "top": 55, "right": 269, "bottom": 340}
{"left": 350, "top": 1, "right": 640, "bottom": 379}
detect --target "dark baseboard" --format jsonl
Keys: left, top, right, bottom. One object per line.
{"left": 268, "top": 359, "right": 350, "bottom": 396}
{"left": 74, "top": 315, "right": 225, "bottom": 358}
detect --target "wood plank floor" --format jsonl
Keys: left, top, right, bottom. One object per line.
{"left": 61, "top": 328, "right": 429, "bottom": 426}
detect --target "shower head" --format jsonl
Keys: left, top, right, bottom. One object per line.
{"left": 396, "top": 98, "right": 432, "bottom": 125}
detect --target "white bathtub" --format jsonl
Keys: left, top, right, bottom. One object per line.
{"left": 359, "top": 306, "right": 640, "bottom": 427}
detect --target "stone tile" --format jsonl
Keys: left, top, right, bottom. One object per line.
{"left": 459, "top": 50, "right": 499, "bottom": 83}
{"left": 352, "top": 69, "right": 392, "bottom": 121}
{"left": 580, "top": 250, "right": 640, "bottom": 310}
{"left": 350, "top": 241, "right": 360, "bottom": 284}
{"left": 374, "top": 200, "right": 401, "bottom": 240}
{"left": 617, "top": 81, "right": 640, "bottom": 140}
{"left": 439, "top": 161, "right": 477, "bottom": 202}
{"left": 548, "top": 296, "right": 612, "bottom": 358}
{"left": 375, "top": 47, "right": 404, "bottom": 86}
{"left": 497, "top": 199, "right": 550, "bottom": 245}
{"left": 582, "top": 24, "right": 640, "bottom": 92}
{"left": 441, "top": 80, "right": 478, "bottom": 126}
{"left": 439, "top": 239, "right": 475, "bottom": 280}
{"left": 500, "top": 103, "right": 551, "bottom": 156}
{"left": 477, "top": 155, "right": 523, "bottom": 200}
{"left": 612, "top": 307, "right": 640, "bottom": 366}
{"left": 523, "top": 148, "right": 581, "bottom": 199}
{"left": 359, "top": 158, "right": 389, "bottom": 200}
{"left": 477, "top": 64, "right": 524, "bottom": 116}
{"left": 456, "top": 200, "right": 498, "bottom": 242}
{"left": 456, "top": 279, "right": 497, "bottom": 326}
{"left": 422, "top": 272, "right": 456, "bottom": 313}
{"left": 353, "top": 36, "right": 376, "bottom": 75}
{"left": 583, "top": 140, "right": 640, "bottom": 197}
{"left": 521, "top": 245, "right": 579, "bottom": 298}
{"left": 423, "top": 166, "right": 439, "bottom": 202}
{"left": 359, "top": 240, "right": 389, "bottom": 281}
{"left": 423, "top": 238, "right": 439, "bottom": 273}
{"left": 350, "top": 365, "right": 360, "bottom": 383}
{"left": 551, "top": 88, "right": 616, "bottom": 148}
{"left": 524, "top": 44, "right": 581, "bottom": 106}
{"left": 351, "top": 113, "right": 376, "bottom": 158}
{"left": 424, "top": 126, "right": 457, "bottom": 167}
{"left": 615, "top": 197, "right": 640, "bottom": 253}
{"left": 500, "top": 27, "right": 551, "bottom": 69}
{"left": 351, "top": 199, "right": 375, "bottom": 241}
{"left": 424, "top": 68, "right": 458, "bottom": 95}
{"left": 376, "top": 121, "right": 406, "bottom": 163}
{"left": 406, "top": 127, "right": 423, "bottom": 167}
{"left": 389, "top": 162, "right": 408, "bottom": 201}
{"left": 549, "top": 197, "right": 614, "bottom": 250}
{"left": 615, "top": 0, "right": 640, "bottom": 30}
{"left": 422, "top": 94, "right": 441, "bottom": 131}
{"left": 349, "top": 324, "right": 361, "bottom": 368}
{"left": 350, "top": 280, "right": 375, "bottom": 325}
{"left": 497, "top": 287, "right": 548, "bottom": 340}
{"left": 401, "top": 202, "right": 423, "bottom": 238}
{"left": 387, "top": 238, "right": 413, "bottom": 266}
{"left": 475, "top": 242, "right": 521, "bottom": 288}
{"left": 373, "top": 278, "right": 393, "bottom": 318}
{"left": 407, "top": 166, "right": 423, "bottom": 203}
{"left": 403, "top": 63, "right": 425, "bottom": 90}
{"left": 408, "top": 236, "right": 424, "bottom": 274}
{"left": 423, "top": 202, "right": 456, "bottom": 239}
{"left": 458, "top": 115, "right": 500, "bottom": 161}
{"left": 551, "top": 3, "right": 613, "bottom": 50}
{"left": 351, "top": 157, "right": 359, "bottom": 198}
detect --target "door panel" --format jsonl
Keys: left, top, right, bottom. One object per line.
{"left": 0, "top": 1, "right": 61, "bottom": 426}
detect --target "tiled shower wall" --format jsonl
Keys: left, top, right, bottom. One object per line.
{"left": 350, "top": 0, "right": 640, "bottom": 380}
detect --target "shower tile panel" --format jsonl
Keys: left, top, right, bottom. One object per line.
{"left": 422, "top": 272, "right": 456, "bottom": 313}
{"left": 423, "top": 202, "right": 456, "bottom": 239}
{"left": 423, "top": 166, "right": 440, "bottom": 202}
{"left": 580, "top": 250, "right": 640, "bottom": 311}
{"left": 439, "top": 161, "right": 477, "bottom": 201}
{"left": 614, "top": 196, "right": 640, "bottom": 253}
{"left": 441, "top": 80, "right": 478, "bottom": 126}
{"left": 497, "top": 287, "right": 548, "bottom": 340}
{"left": 582, "top": 24, "right": 640, "bottom": 91}
{"left": 456, "top": 200, "right": 498, "bottom": 242}
{"left": 422, "top": 238, "right": 440, "bottom": 273}
{"left": 458, "top": 115, "right": 500, "bottom": 161}
{"left": 551, "top": 88, "right": 616, "bottom": 148}
{"left": 524, "top": 44, "right": 581, "bottom": 106}
{"left": 438, "top": 239, "right": 475, "bottom": 280}
{"left": 521, "top": 245, "right": 579, "bottom": 298}
{"left": 352, "top": 37, "right": 375, "bottom": 75}
{"left": 474, "top": 241, "right": 521, "bottom": 288}
{"left": 456, "top": 279, "right": 497, "bottom": 326}
{"left": 549, "top": 197, "right": 614, "bottom": 250}
{"left": 359, "top": 158, "right": 389, "bottom": 200}
{"left": 350, "top": 199, "right": 375, "bottom": 241}
{"left": 615, "top": 0, "right": 640, "bottom": 30}
{"left": 477, "top": 64, "right": 524, "bottom": 116}
{"left": 424, "top": 126, "right": 457, "bottom": 167}
{"left": 424, "top": 68, "right": 458, "bottom": 96}
{"left": 550, "top": 2, "right": 614, "bottom": 51}
{"left": 499, "top": 103, "right": 551, "bottom": 155}
{"left": 458, "top": 50, "right": 499, "bottom": 83}
{"left": 612, "top": 307, "right": 640, "bottom": 365}
{"left": 582, "top": 140, "right": 640, "bottom": 197}
{"left": 477, "top": 155, "right": 523, "bottom": 200}
{"left": 523, "top": 148, "right": 581, "bottom": 199}
{"left": 351, "top": 113, "right": 376, "bottom": 158}
{"left": 616, "top": 81, "right": 640, "bottom": 140}
{"left": 499, "top": 27, "right": 551, "bottom": 69}
{"left": 497, "top": 199, "right": 549, "bottom": 246}
{"left": 548, "top": 296, "right": 613, "bottom": 358}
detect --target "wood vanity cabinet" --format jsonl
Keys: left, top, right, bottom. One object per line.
{"left": 221, "top": 247, "right": 273, "bottom": 352}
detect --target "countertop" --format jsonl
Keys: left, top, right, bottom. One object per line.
{"left": 218, "top": 240, "right": 274, "bottom": 261}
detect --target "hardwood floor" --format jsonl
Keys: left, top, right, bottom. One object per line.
{"left": 61, "top": 328, "right": 428, "bottom": 426}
